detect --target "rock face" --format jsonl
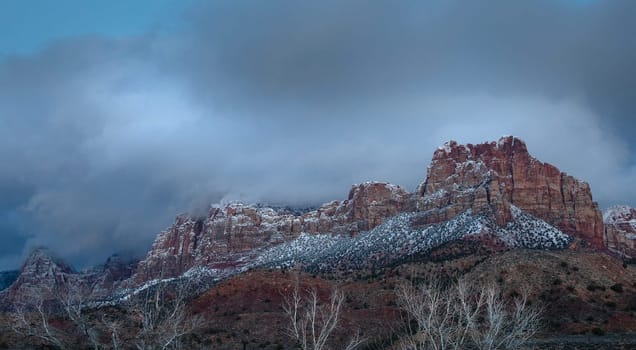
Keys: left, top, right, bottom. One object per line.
{"left": 134, "top": 182, "right": 412, "bottom": 281}
{"left": 0, "top": 249, "right": 77, "bottom": 304}
{"left": 12, "top": 248, "right": 75, "bottom": 289}
{"left": 416, "top": 136, "right": 605, "bottom": 249}
{"left": 135, "top": 137, "right": 607, "bottom": 283}
{"left": 0, "top": 250, "right": 137, "bottom": 304}
{"left": 604, "top": 205, "right": 636, "bottom": 259}
{"left": 86, "top": 254, "right": 139, "bottom": 298}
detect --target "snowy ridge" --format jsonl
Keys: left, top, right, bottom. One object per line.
{"left": 82, "top": 206, "right": 573, "bottom": 305}
{"left": 98, "top": 265, "right": 227, "bottom": 306}
{"left": 252, "top": 206, "right": 572, "bottom": 273}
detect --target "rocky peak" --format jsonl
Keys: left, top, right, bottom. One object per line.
{"left": 604, "top": 205, "right": 636, "bottom": 258}
{"left": 20, "top": 248, "right": 74, "bottom": 278}
{"left": 417, "top": 136, "right": 605, "bottom": 249}
{"left": 127, "top": 137, "right": 607, "bottom": 285}
{"left": 0, "top": 249, "right": 78, "bottom": 304}
{"left": 0, "top": 250, "right": 140, "bottom": 304}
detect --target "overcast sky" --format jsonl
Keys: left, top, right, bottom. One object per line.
{"left": 1, "top": 0, "right": 635, "bottom": 270}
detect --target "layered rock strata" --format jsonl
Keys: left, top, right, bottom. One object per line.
{"left": 134, "top": 182, "right": 413, "bottom": 280}
{"left": 135, "top": 136, "right": 606, "bottom": 282}
{"left": 416, "top": 136, "right": 605, "bottom": 249}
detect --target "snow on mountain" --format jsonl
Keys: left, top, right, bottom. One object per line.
{"left": 497, "top": 205, "right": 572, "bottom": 248}
{"left": 253, "top": 206, "right": 572, "bottom": 273}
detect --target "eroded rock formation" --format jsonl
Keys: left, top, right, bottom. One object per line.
{"left": 416, "top": 136, "right": 604, "bottom": 248}
{"left": 604, "top": 205, "right": 636, "bottom": 259}
{"left": 134, "top": 182, "right": 412, "bottom": 280}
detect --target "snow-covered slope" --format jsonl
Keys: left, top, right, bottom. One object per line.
{"left": 253, "top": 206, "right": 572, "bottom": 272}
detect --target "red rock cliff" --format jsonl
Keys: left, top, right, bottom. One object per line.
{"left": 134, "top": 182, "right": 412, "bottom": 281}
{"left": 604, "top": 205, "right": 636, "bottom": 259}
{"left": 416, "top": 136, "right": 605, "bottom": 248}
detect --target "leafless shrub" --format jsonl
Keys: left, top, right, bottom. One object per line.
{"left": 396, "top": 277, "right": 541, "bottom": 350}
{"left": 100, "top": 313, "right": 123, "bottom": 350}
{"left": 10, "top": 282, "right": 104, "bottom": 349}
{"left": 59, "top": 284, "right": 100, "bottom": 349}
{"left": 283, "top": 278, "right": 364, "bottom": 350}
{"left": 11, "top": 285, "right": 67, "bottom": 349}
{"left": 130, "top": 280, "right": 204, "bottom": 350}
{"left": 10, "top": 277, "right": 203, "bottom": 349}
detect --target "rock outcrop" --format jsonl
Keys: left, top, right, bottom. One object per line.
{"left": 416, "top": 136, "right": 605, "bottom": 249}
{"left": 0, "top": 249, "right": 137, "bottom": 304}
{"left": 86, "top": 254, "right": 139, "bottom": 298}
{"left": 134, "top": 182, "right": 412, "bottom": 281}
{"left": 12, "top": 248, "right": 75, "bottom": 289}
{"left": 604, "top": 205, "right": 636, "bottom": 259}
{"left": 0, "top": 248, "right": 77, "bottom": 304}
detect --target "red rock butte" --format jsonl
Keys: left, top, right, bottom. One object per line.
{"left": 417, "top": 136, "right": 604, "bottom": 249}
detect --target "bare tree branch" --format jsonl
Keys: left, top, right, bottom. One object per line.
{"left": 282, "top": 279, "right": 364, "bottom": 350}
{"left": 131, "top": 279, "right": 204, "bottom": 350}
{"left": 10, "top": 285, "right": 67, "bottom": 349}
{"left": 396, "top": 277, "right": 542, "bottom": 350}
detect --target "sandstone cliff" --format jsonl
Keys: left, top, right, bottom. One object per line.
{"left": 416, "top": 136, "right": 605, "bottom": 249}
{"left": 134, "top": 182, "right": 412, "bottom": 281}
{"left": 604, "top": 205, "right": 636, "bottom": 259}
{"left": 135, "top": 136, "right": 607, "bottom": 283}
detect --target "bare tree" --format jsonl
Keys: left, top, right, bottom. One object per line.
{"left": 9, "top": 273, "right": 205, "bottom": 350}
{"left": 10, "top": 281, "right": 104, "bottom": 349}
{"left": 11, "top": 285, "right": 67, "bottom": 349}
{"left": 283, "top": 280, "right": 364, "bottom": 350}
{"left": 59, "top": 284, "right": 100, "bottom": 349}
{"left": 131, "top": 280, "right": 204, "bottom": 350}
{"left": 396, "top": 277, "right": 541, "bottom": 350}
{"left": 101, "top": 314, "right": 123, "bottom": 350}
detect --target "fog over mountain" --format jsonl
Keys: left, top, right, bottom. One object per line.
{"left": 1, "top": 0, "right": 635, "bottom": 269}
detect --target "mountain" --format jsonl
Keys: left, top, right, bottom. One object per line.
{"left": 1, "top": 249, "right": 137, "bottom": 303}
{"left": 12, "top": 248, "right": 75, "bottom": 287}
{"left": 254, "top": 205, "right": 572, "bottom": 273}
{"left": 3, "top": 136, "right": 609, "bottom": 297}
{"left": 416, "top": 136, "right": 604, "bottom": 248}
{"left": 133, "top": 182, "right": 414, "bottom": 282}
{"left": 604, "top": 205, "right": 636, "bottom": 259}
{"left": 4, "top": 136, "right": 634, "bottom": 349}
{"left": 131, "top": 136, "right": 604, "bottom": 286}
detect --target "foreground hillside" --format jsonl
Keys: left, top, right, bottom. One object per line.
{"left": 188, "top": 248, "right": 636, "bottom": 349}
{"left": 2, "top": 243, "right": 635, "bottom": 349}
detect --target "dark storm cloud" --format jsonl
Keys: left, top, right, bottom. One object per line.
{"left": 1, "top": 0, "right": 636, "bottom": 269}
{"left": 179, "top": 0, "right": 636, "bottom": 129}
